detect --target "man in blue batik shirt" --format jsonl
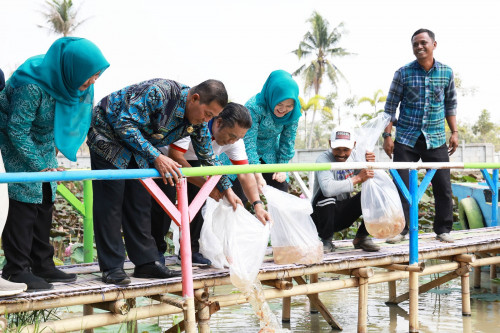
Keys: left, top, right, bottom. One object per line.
{"left": 87, "top": 78, "right": 242, "bottom": 285}
{"left": 382, "top": 29, "right": 458, "bottom": 244}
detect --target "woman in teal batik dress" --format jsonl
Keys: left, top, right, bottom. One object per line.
{"left": 243, "top": 69, "right": 302, "bottom": 193}
{"left": 0, "top": 37, "right": 109, "bottom": 291}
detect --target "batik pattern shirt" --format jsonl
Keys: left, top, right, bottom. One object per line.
{"left": 243, "top": 94, "right": 299, "bottom": 165}
{"left": 0, "top": 83, "right": 58, "bottom": 203}
{"left": 384, "top": 60, "right": 457, "bottom": 149}
{"left": 87, "top": 78, "right": 231, "bottom": 191}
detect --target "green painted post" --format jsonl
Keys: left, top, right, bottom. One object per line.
{"left": 83, "top": 180, "right": 94, "bottom": 263}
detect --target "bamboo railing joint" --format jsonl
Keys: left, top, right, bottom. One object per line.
{"left": 262, "top": 279, "right": 294, "bottom": 290}
{"left": 90, "top": 299, "right": 129, "bottom": 315}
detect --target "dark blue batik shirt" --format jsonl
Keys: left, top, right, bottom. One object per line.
{"left": 87, "top": 78, "right": 231, "bottom": 191}
{"left": 384, "top": 60, "right": 457, "bottom": 149}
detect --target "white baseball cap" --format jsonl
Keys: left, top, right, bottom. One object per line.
{"left": 330, "top": 126, "right": 355, "bottom": 149}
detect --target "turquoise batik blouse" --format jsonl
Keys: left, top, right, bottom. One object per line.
{"left": 243, "top": 94, "right": 299, "bottom": 166}
{"left": 0, "top": 83, "right": 58, "bottom": 203}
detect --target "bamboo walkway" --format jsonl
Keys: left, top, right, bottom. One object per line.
{"left": 1, "top": 227, "right": 499, "bottom": 333}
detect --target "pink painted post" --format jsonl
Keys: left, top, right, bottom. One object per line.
{"left": 177, "top": 178, "right": 194, "bottom": 297}
{"left": 140, "top": 178, "right": 181, "bottom": 226}
{"left": 177, "top": 178, "right": 196, "bottom": 332}
{"left": 188, "top": 175, "right": 221, "bottom": 222}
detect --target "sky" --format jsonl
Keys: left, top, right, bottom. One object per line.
{"left": 1, "top": 0, "right": 499, "bottom": 126}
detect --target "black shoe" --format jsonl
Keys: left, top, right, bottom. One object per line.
{"left": 33, "top": 267, "right": 77, "bottom": 283}
{"left": 192, "top": 252, "right": 212, "bottom": 266}
{"left": 133, "top": 261, "right": 181, "bottom": 279}
{"left": 4, "top": 271, "right": 53, "bottom": 291}
{"left": 102, "top": 268, "right": 131, "bottom": 285}
{"left": 353, "top": 237, "right": 380, "bottom": 252}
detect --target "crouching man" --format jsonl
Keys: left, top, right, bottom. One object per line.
{"left": 311, "top": 126, "right": 380, "bottom": 253}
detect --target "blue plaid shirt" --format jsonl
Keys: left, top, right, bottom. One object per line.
{"left": 87, "top": 78, "right": 231, "bottom": 191}
{"left": 384, "top": 60, "right": 457, "bottom": 149}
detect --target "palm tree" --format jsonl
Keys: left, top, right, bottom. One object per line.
{"left": 293, "top": 11, "right": 351, "bottom": 95}
{"left": 38, "top": 0, "right": 88, "bottom": 36}
{"left": 292, "top": 11, "right": 352, "bottom": 147}
{"left": 357, "top": 89, "right": 387, "bottom": 123}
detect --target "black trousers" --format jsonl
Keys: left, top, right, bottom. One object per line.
{"left": 2, "top": 183, "right": 55, "bottom": 277}
{"left": 310, "top": 192, "right": 369, "bottom": 240}
{"left": 393, "top": 135, "right": 453, "bottom": 235}
{"left": 90, "top": 150, "right": 158, "bottom": 271}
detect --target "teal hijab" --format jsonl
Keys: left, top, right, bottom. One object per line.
{"left": 255, "top": 70, "right": 301, "bottom": 125}
{"left": 10, "top": 37, "right": 109, "bottom": 161}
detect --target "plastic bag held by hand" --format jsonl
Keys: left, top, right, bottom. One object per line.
{"left": 199, "top": 198, "right": 230, "bottom": 269}
{"left": 263, "top": 186, "right": 323, "bottom": 265}
{"left": 211, "top": 197, "right": 270, "bottom": 290}
{"left": 354, "top": 114, "right": 405, "bottom": 238}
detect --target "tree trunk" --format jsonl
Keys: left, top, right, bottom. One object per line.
{"left": 307, "top": 107, "right": 317, "bottom": 148}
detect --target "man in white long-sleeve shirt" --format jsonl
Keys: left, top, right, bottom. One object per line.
{"left": 311, "top": 126, "right": 380, "bottom": 252}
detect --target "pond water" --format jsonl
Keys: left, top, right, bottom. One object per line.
{"left": 56, "top": 268, "right": 499, "bottom": 333}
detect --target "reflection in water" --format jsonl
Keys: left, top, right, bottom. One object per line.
{"left": 133, "top": 270, "right": 499, "bottom": 332}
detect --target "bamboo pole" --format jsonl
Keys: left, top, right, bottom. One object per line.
{"left": 83, "top": 305, "right": 93, "bottom": 333}
{"left": 183, "top": 297, "right": 196, "bottom": 333}
{"left": 388, "top": 266, "right": 469, "bottom": 304}
{"left": 91, "top": 299, "right": 129, "bottom": 315}
{"left": 490, "top": 264, "right": 497, "bottom": 279}
{"left": 309, "top": 273, "right": 319, "bottom": 313}
{"left": 461, "top": 263, "right": 472, "bottom": 316}
{"left": 126, "top": 298, "right": 138, "bottom": 333}
{"left": 197, "top": 300, "right": 210, "bottom": 333}
{"left": 21, "top": 303, "right": 183, "bottom": 333}
{"left": 262, "top": 279, "right": 293, "bottom": 290}
{"left": 409, "top": 270, "right": 419, "bottom": 332}
{"left": 387, "top": 278, "right": 397, "bottom": 304}
{"left": 358, "top": 276, "right": 368, "bottom": 333}
{"left": 281, "top": 278, "right": 292, "bottom": 323}
{"left": 381, "top": 263, "right": 425, "bottom": 272}
{"left": 149, "top": 294, "right": 185, "bottom": 308}
{"left": 473, "top": 265, "right": 482, "bottom": 289}
{"left": 293, "top": 276, "right": 342, "bottom": 330}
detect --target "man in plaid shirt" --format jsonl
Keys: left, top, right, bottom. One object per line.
{"left": 382, "top": 28, "right": 458, "bottom": 244}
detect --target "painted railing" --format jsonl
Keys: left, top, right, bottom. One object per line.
{"left": 1, "top": 162, "right": 499, "bottom": 333}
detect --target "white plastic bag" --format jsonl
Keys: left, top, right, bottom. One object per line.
{"left": 263, "top": 185, "right": 323, "bottom": 265}
{"left": 354, "top": 113, "right": 405, "bottom": 238}
{"left": 0, "top": 150, "right": 9, "bottom": 234}
{"left": 211, "top": 198, "right": 270, "bottom": 290}
{"left": 199, "top": 198, "right": 230, "bottom": 269}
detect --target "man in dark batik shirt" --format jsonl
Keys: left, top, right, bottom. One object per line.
{"left": 87, "top": 78, "right": 241, "bottom": 285}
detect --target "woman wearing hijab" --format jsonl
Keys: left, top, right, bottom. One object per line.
{"left": 243, "top": 70, "right": 301, "bottom": 195}
{"left": 0, "top": 37, "right": 109, "bottom": 291}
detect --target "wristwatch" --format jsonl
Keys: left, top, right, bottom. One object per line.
{"left": 382, "top": 132, "right": 392, "bottom": 139}
{"left": 252, "top": 200, "right": 264, "bottom": 209}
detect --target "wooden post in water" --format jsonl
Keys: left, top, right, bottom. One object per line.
{"left": 309, "top": 274, "right": 319, "bottom": 313}
{"left": 83, "top": 305, "right": 93, "bottom": 333}
{"left": 408, "top": 270, "right": 419, "bottom": 332}
{"left": 282, "top": 278, "right": 292, "bottom": 323}
{"left": 352, "top": 268, "right": 371, "bottom": 333}
{"left": 460, "top": 263, "right": 472, "bottom": 316}
{"left": 473, "top": 265, "right": 482, "bottom": 288}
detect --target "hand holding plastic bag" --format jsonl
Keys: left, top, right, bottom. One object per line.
{"left": 199, "top": 198, "right": 230, "bottom": 269}
{"left": 211, "top": 198, "right": 270, "bottom": 290}
{"left": 263, "top": 186, "right": 323, "bottom": 265}
{"left": 353, "top": 114, "right": 405, "bottom": 238}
